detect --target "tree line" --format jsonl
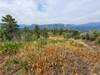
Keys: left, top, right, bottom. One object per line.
{"left": 0, "top": 14, "right": 100, "bottom": 44}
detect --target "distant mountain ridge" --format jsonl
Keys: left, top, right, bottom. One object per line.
{"left": 19, "top": 22, "right": 100, "bottom": 31}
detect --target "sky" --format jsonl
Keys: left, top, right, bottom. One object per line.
{"left": 0, "top": 0, "right": 100, "bottom": 24}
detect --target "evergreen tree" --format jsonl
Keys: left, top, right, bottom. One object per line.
{"left": 1, "top": 14, "right": 19, "bottom": 40}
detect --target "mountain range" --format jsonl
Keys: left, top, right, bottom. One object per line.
{"left": 19, "top": 22, "right": 100, "bottom": 31}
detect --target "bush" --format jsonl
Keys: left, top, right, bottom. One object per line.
{"left": 80, "top": 32, "right": 89, "bottom": 40}
{"left": 63, "top": 30, "right": 80, "bottom": 40}
{"left": 36, "top": 36, "right": 47, "bottom": 48}
{"left": 95, "top": 37, "right": 100, "bottom": 44}
{"left": 80, "top": 31, "right": 100, "bottom": 41}
{"left": 0, "top": 41, "right": 21, "bottom": 55}
{"left": 63, "top": 32, "right": 73, "bottom": 39}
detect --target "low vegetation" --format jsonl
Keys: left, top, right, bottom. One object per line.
{"left": 0, "top": 15, "right": 100, "bottom": 75}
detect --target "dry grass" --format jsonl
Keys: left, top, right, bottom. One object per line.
{"left": 48, "top": 36, "right": 64, "bottom": 41}
{"left": 28, "top": 40, "right": 100, "bottom": 75}
{"left": 0, "top": 39, "right": 100, "bottom": 75}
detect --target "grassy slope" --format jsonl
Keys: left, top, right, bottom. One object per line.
{"left": 0, "top": 38, "right": 100, "bottom": 75}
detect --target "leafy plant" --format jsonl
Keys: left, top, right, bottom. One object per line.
{"left": 0, "top": 41, "right": 21, "bottom": 55}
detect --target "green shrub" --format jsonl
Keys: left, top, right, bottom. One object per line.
{"left": 32, "top": 34, "right": 38, "bottom": 41}
{"left": 80, "top": 32, "right": 89, "bottom": 40}
{"left": 36, "top": 36, "right": 47, "bottom": 48}
{"left": 63, "top": 30, "right": 80, "bottom": 40}
{"left": 95, "top": 37, "right": 100, "bottom": 44}
{"left": 80, "top": 31, "right": 100, "bottom": 41}
{"left": 0, "top": 41, "right": 21, "bottom": 55}
{"left": 63, "top": 33, "right": 73, "bottom": 39}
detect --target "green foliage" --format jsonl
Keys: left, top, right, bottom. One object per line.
{"left": 1, "top": 14, "right": 19, "bottom": 40}
{"left": 0, "top": 28, "right": 3, "bottom": 39}
{"left": 80, "top": 30, "right": 100, "bottom": 41}
{"left": 63, "top": 30, "right": 80, "bottom": 39}
{"left": 0, "top": 14, "right": 100, "bottom": 43}
{"left": 36, "top": 36, "right": 47, "bottom": 48}
{"left": 4, "top": 57, "right": 20, "bottom": 71}
{"left": 80, "top": 32, "right": 89, "bottom": 40}
{"left": 4, "top": 57, "right": 29, "bottom": 73}
{"left": 51, "top": 29, "right": 58, "bottom": 35}
{"left": 88, "top": 32, "right": 96, "bottom": 41}
{"left": 33, "top": 26, "right": 48, "bottom": 40}
{"left": 40, "top": 28, "right": 48, "bottom": 38}
{"left": 63, "top": 32, "right": 73, "bottom": 39}
{"left": 59, "top": 28, "right": 64, "bottom": 35}
{"left": 0, "top": 41, "right": 21, "bottom": 55}
{"left": 33, "top": 25, "right": 41, "bottom": 39}
{"left": 20, "top": 61, "right": 28, "bottom": 70}
{"left": 21, "top": 27, "right": 33, "bottom": 41}
{"left": 95, "top": 37, "right": 100, "bottom": 44}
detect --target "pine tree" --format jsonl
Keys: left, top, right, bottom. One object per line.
{"left": 1, "top": 14, "right": 19, "bottom": 40}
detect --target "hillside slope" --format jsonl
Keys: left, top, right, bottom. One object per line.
{"left": 0, "top": 40, "right": 100, "bottom": 75}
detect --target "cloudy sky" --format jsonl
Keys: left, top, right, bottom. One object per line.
{"left": 0, "top": 0, "right": 100, "bottom": 24}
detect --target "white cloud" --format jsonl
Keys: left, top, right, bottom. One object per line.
{"left": 0, "top": 0, "right": 100, "bottom": 24}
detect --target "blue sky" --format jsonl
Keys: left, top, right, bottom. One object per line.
{"left": 0, "top": 0, "right": 100, "bottom": 24}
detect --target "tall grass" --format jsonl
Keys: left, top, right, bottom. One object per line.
{"left": 0, "top": 41, "right": 21, "bottom": 55}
